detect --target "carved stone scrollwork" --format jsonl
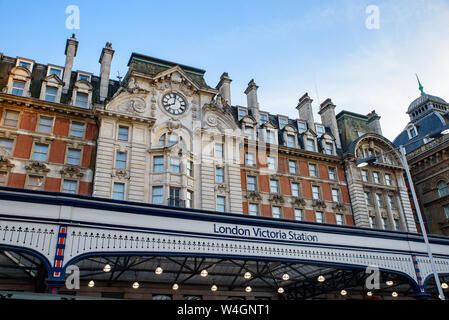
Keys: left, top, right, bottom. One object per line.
{"left": 333, "top": 203, "right": 345, "bottom": 212}
{"left": 0, "top": 156, "right": 15, "bottom": 170}
{"left": 60, "top": 166, "right": 84, "bottom": 178}
{"left": 25, "top": 161, "right": 50, "bottom": 174}
{"left": 245, "top": 191, "right": 262, "bottom": 202}
{"left": 215, "top": 184, "right": 228, "bottom": 193}
{"left": 269, "top": 194, "right": 284, "bottom": 204}
{"left": 312, "top": 199, "right": 327, "bottom": 209}
{"left": 112, "top": 169, "right": 130, "bottom": 180}
{"left": 291, "top": 197, "right": 306, "bottom": 207}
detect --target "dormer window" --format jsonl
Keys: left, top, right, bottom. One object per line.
{"left": 278, "top": 117, "right": 288, "bottom": 129}
{"left": 44, "top": 87, "right": 58, "bottom": 102}
{"left": 266, "top": 130, "right": 275, "bottom": 144}
{"left": 315, "top": 125, "right": 325, "bottom": 137}
{"left": 47, "top": 66, "right": 63, "bottom": 79}
{"left": 407, "top": 125, "right": 418, "bottom": 139}
{"left": 77, "top": 72, "right": 91, "bottom": 82}
{"left": 260, "top": 113, "right": 268, "bottom": 124}
{"left": 11, "top": 80, "right": 25, "bottom": 96}
{"left": 306, "top": 138, "right": 316, "bottom": 152}
{"left": 287, "top": 135, "right": 296, "bottom": 148}
{"left": 71, "top": 79, "right": 93, "bottom": 109}
{"left": 238, "top": 108, "right": 247, "bottom": 121}
{"left": 297, "top": 121, "right": 307, "bottom": 134}
{"left": 75, "top": 92, "right": 88, "bottom": 108}
{"left": 16, "top": 58, "right": 34, "bottom": 71}
{"left": 325, "top": 142, "right": 334, "bottom": 155}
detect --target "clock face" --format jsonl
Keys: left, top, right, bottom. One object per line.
{"left": 162, "top": 92, "right": 187, "bottom": 115}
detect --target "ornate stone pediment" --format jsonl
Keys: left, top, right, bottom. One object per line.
{"left": 0, "top": 156, "right": 14, "bottom": 170}
{"left": 245, "top": 191, "right": 262, "bottom": 202}
{"left": 25, "top": 161, "right": 50, "bottom": 173}
{"left": 60, "top": 166, "right": 84, "bottom": 178}
{"left": 291, "top": 197, "right": 306, "bottom": 207}
{"left": 312, "top": 199, "right": 327, "bottom": 209}
{"left": 269, "top": 193, "right": 284, "bottom": 204}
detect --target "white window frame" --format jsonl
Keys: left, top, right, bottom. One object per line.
{"left": 113, "top": 182, "right": 125, "bottom": 200}
{"left": 249, "top": 203, "right": 259, "bottom": 216}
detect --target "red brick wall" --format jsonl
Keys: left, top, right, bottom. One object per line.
{"left": 345, "top": 215, "right": 354, "bottom": 226}
{"left": 318, "top": 164, "right": 328, "bottom": 179}
{"left": 299, "top": 161, "right": 309, "bottom": 176}
{"left": 49, "top": 140, "right": 67, "bottom": 164}
{"left": 326, "top": 212, "right": 336, "bottom": 224}
{"left": 322, "top": 183, "right": 332, "bottom": 201}
{"left": 7, "top": 173, "right": 26, "bottom": 188}
{"left": 283, "top": 207, "right": 294, "bottom": 220}
{"left": 305, "top": 210, "right": 315, "bottom": 222}
{"left": 242, "top": 202, "right": 248, "bottom": 215}
{"left": 340, "top": 185, "right": 350, "bottom": 203}
{"left": 79, "top": 182, "right": 91, "bottom": 196}
{"left": 280, "top": 176, "right": 291, "bottom": 195}
{"left": 302, "top": 180, "right": 312, "bottom": 198}
{"left": 44, "top": 177, "right": 61, "bottom": 192}
{"left": 240, "top": 170, "right": 247, "bottom": 191}
{"left": 20, "top": 112, "right": 37, "bottom": 131}
{"left": 54, "top": 118, "right": 70, "bottom": 137}
{"left": 82, "top": 145, "right": 94, "bottom": 167}
{"left": 278, "top": 156, "right": 287, "bottom": 173}
{"left": 261, "top": 204, "right": 271, "bottom": 218}
{"left": 337, "top": 166, "right": 346, "bottom": 182}
{"left": 13, "top": 135, "right": 33, "bottom": 159}
{"left": 85, "top": 123, "right": 98, "bottom": 140}
{"left": 259, "top": 174, "right": 269, "bottom": 193}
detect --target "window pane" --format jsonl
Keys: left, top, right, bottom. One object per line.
{"left": 45, "top": 87, "right": 58, "bottom": 102}
{"left": 287, "top": 135, "right": 296, "bottom": 147}
{"left": 49, "top": 68, "right": 62, "bottom": 78}
{"left": 33, "top": 144, "right": 48, "bottom": 161}
{"left": 186, "top": 191, "right": 193, "bottom": 208}
{"left": 298, "top": 122, "right": 307, "bottom": 133}
{"left": 70, "top": 122, "right": 85, "bottom": 138}
{"left": 270, "top": 180, "right": 278, "bottom": 193}
{"left": 291, "top": 183, "right": 300, "bottom": 197}
{"left": 167, "top": 135, "right": 178, "bottom": 146}
{"left": 27, "top": 175, "right": 44, "bottom": 190}
{"left": 294, "top": 209, "right": 303, "bottom": 221}
{"left": 153, "top": 156, "right": 164, "bottom": 172}
{"left": 116, "top": 152, "right": 127, "bottom": 169}
{"left": 246, "top": 153, "right": 255, "bottom": 166}
{"left": 4, "top": 110, "right": 19, "bottom": 127}
{"left": 19, "top": 61, "right": 31, "bottom": 69}
{"left": 306, "top": 139, "right": 315, "bottom": 152}
{"left": 217, "top": 196, "right": 226, "bottom": 212}
{"left": 216, "top": 167, "right": 224, "bottom": 183}
{"left": 267, "top": 157, "right": 276, "bottom": 170}
{"left": 62, "top": 180, "right": 77, "bottom": 194}
{"left": 309, "top": 164, "right": 317, "bottom": 177}
{"left": 67, "top": 149, "right": 81, "bottom": 165}
{"left": 187, "top": 160, "right": 193, "bottom": 177}
{"left": 215, "top": 143, "right": 223, "bottom": 158}
{"left": 332, "top": 189, "right": 339, "bottom": 202}
{"left": 75, "top": 92, "right": 88, "bottom": 108}
{"left": 329, "top": 167, "right": 336, "bottom": 180}
{"left": 336, "top": 214, "right": 344, "bottom": 225}
{"left": 325, "top": 143, "right": 333, "bottom": 155}
{"left": 113, "top": 183, "right": 125, "bottom": 200}
{"left": 38, "top": 117, "right": 53, "bottom": 133}
{"left": 118, "top": 126, "right": 129, "bottom": 141}
{"left": 247, "top": 176, "right": 256, "bottom": 191}
{"left": 152, "top": 186, "right": 163, "bottom": 204}
{"left": 289, "top": 160, "right": 297, "bottom": 173}
{"left": 78, "top": 74, "right": 90, "bottom": 81}
{"left": 0, "top": 138, "right": 14, "bottom": 153}
{"left": 249, "top": 204, "right": 258, "bottom": 216}
{"left": 272, "top": 206, "right": 281, "bottom": 219}
{"left": 170, "top": 158, "right": 181, "bottom": 173}
{"left": 315, "top": 212, "right": 324, "bottom": 223}
{"left": 12, "top": 80, "right": 25, "bottom": 96}
{"left": 312, "top": 186, "right": 321, "bottom": 199}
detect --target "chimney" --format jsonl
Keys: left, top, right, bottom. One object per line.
{"left": 296, "top": 93, "right": 314, "bottom": 129}
{"left": 244, "top": 79, "right": 260, "bottom": 123}
{"left": 216, "top": 72, "right": 232, "bottom": 106}
{"left": 99, "top": 42, "right": 115, "bottom": 102}
{"left": 367, "top": 110, "right": 382, "bottom": 135}
{"left": 319, "top": 98, "right": 341, "bottom": 148}
{"left": 62, "top": 34, "right": 79, "bottom": 93}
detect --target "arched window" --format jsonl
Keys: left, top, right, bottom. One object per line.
{"left": 157, "top": 133, "right": 178, "bottom": 147}
{"left": 437, "top": 181, "right": 449, "bottom": 197}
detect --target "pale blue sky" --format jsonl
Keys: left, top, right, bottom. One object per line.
{"left": 1, "top": 0, "right": 448, "bottom": 139}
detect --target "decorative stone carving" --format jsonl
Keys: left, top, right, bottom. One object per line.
{"left": 112, "top": 169, "right": 130, "bottom": 180}
{"left": 245, "top": 191, "right": 262, "bottom": 202}
{"left": 291, "top": 197, "right": 306, "bottom": 207}
{"left": 0, "top": 156, "right": 14, "bottom": 169}
{"left": 60, "top": 166, "right": 84, "bottom": 178}
{"left": 333, "top": 203, "right": 346, "bottom": 212}
{"left": 128, "top": 98, "right": 146, "bottom": 113}
{"left": 269, "top": 194, "right": 284, "bottom": 204}
{"left": 25, "top": 161, "right": 50, "bottom": 173}
{"left": 312, "top": 199, "right": 327, "bottom": 209}
{"left": 215, "top": 184, "right": 228, "bottom": 193}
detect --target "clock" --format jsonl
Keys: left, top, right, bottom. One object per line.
{"left": 162, "top": 92, "right": 187, "bottom": 115}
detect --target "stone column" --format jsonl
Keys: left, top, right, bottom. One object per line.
{"left": 62, "top": 34, "right": 78, "bottom": 93}
{"left": 99, "top": 42, "right": 115, "bottom": 102}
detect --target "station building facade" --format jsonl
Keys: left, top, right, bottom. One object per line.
{"left": 0, "top": 34, "right": 417, "bottom": 234}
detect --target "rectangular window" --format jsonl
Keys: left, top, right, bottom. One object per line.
{"left": 325, "top": 142, "right": 334, "bottom": 155}
{"left": 361, "top": 170, "right": 369, "bottom": 182}
{"left": 267, "top": 157, "right": 276, "bottom": 170}
{"left": 297, "top": 121, "right": 307, "bottom": 133}
{"left": 62, "top": 180, "right": 77, "bottom": 194}
{"left": 288, "top": 160, "right": 297, "bottom": 174}
{"left": 309, "top": 164, "right": 318, "bottom": 177}
{"left": 186, "top": 190, "right": 193, "bottom": 208}
{"left": 238, "top": 109, "right": 247, "bottom": 120}
{"left": 169, "top": 188, "right": 181, "bottom": 207}
{"left": 332, "top": 189, "right": 340, "bottom": 202}
{"left": 216, "top": 167, "right": 224, "bottom": 183}
{"left": 249, "top": 203, "right": 258, "bottom": 216}
{"left": 306, "top": 139, "right": 316, "bottom": 152}
{"left": 217, "top": 196, "right": 226, "bottom": 212}
{"left": 376, "top": 194, "right": 384, "bottom": 207}
{"left": 291, "top": 183, "right": 300, "bottom": 197}
{"left": 70, "top": 122, "right": 85, "bottom": 138}
{"left": 388, "top": 195, "right": 396, "bottom": 209}
{"left": 115, "top": 151, "right": 127, "bottom": 169}
{"left": 382, "top": 218, "right": 388, "bottom": 230}
{"left": 153, "top": 156, "right": 164, "bottom": 173}
{"left": 365, "top": 192, "right": 372, "bottom": 206}
{"left": 266, "top": 130, "right": 275, "bottom": 144}
{"left": 373, "top": 172, "right": 380, "bottom": 184}
{"left": 48, "top": 67, "right": 62, "bottom": 78}
{"left": 170, "top": 157, "right": 181, "bottom": 174}
{"left": 369, "top": 216, "right": 376, "bottom": 229}
{"left": 336, "top": 214, "right": 344, "bottom": 225}
{"left": 32, "top": 144, "right": 48, "bottom": 162}
{"left": 3, "top": 110, "right": 19, "bottom": 127}
{"left": 187, "top": 160, "right": 193, "bottom": 177}
{"left": 270, "top": 180, "right": 279, "bottom": 193}
{"left": 312, "top": 186, "right": 321, "bottom": 200}
{"left": 0, "top": 171, "right": 7, "bottom": 186}
{"left": 272, "top": 206, "right": 281, "bottom": 219}
{"left": 278, "top": 118, "right": 288, "bottom": 129}
{"left": 152, "top": 186, "right": 164, "bottom": 204}
{"left": 244, "top": 126, "right": 253, "bottom": 136}
{"left": 394, "top": 219, "right": 401, "bottom": 231}
{"left": 45, "top": 87, "right": 58, "bottom": 102}
{"left": 260, "top": 113, "right": 268, "bottom": 124}
{"left": 0, "top": 138, "right": 14, "bottom": 153}
{"left": 38, "top": 116, "right": 53, "bottom": 133}
{"left": 112, "top": 183, "right": 124, "bottom": 200}
{"left": 287, "top": 135, "right": 296, "bottom": 148}
{"left": 315, "top": 211, "right": 324, "bottom": 223}
{"left": 215, "top": 143, "right": 223, "bottom": 158}
{"left": 75, "top": 92, "right": 88, "bottom": 108}
{"left": 247, "top": 176, "right": 256, "bottom": 191}
{"left": 67, "top": 148, "right": 81, "bottom": 165}
{"left": 245, "top": 153, "right": 255, "bottom": 166}
{"left": 27, "top": 175, "right": 44, "bottom": 190}
{"left": 315, "top": 125, "right": 325, "bottom": 136}
{"left": 78, "top": 74, "right": 91, "bottom": 82}
{"left": 328, "top": 167, "right": 337, "bottom": 180}
{"left": 18, "top": 61, "right": 31, "bottom": 70}
{"left": 12, "top": 80, "right": 25, "bottom": 96}
{"left": 444, "top": 205, "right": 449, "bottom": 219}
{"left": 294, "top": 209, "right": 303, "bottom": 221}
{"left": 385, "top": 174, "right": 392, "bottom": 186}
{"left": 118, "top": 126, "right": 129, "bottom": 141}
